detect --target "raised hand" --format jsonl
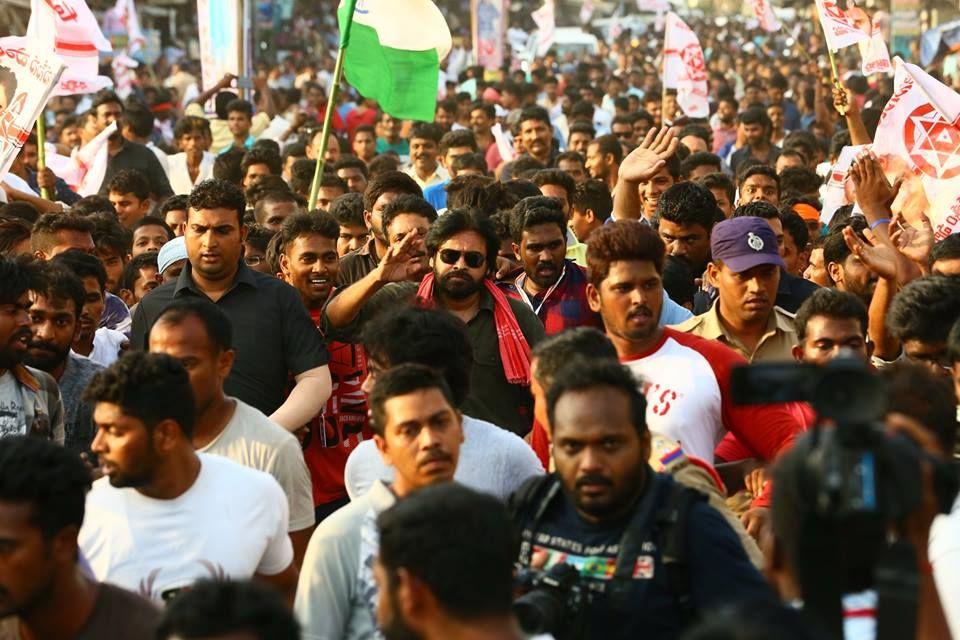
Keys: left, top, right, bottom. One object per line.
{"left": 843, "top": 225, "right": 897, "bottom": 281}
{"left": 849, "top": 152, "right": 900, "bottom": 221}
{"left": 618, "top": 127, "right": 678, "bottom": 184}
{"left": 376, "top": 229, "right": 428, "bottom": 283}
{"left": 889, "top": 211, "right": 935, "bottom": 267}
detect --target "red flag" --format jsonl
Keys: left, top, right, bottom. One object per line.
{"left": 663, "top": 12, "right": 709, "bottom": 119}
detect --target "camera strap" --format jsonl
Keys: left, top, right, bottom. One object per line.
{"left": 875, "top": 538, "right": 919, "bottom": 640}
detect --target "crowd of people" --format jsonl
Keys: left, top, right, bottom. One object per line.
{"left": 1, "top": 6, "right": 960, "bottom": 640}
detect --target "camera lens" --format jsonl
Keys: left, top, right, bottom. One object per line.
{"left": 514, "top": 590, "right": 567, "bottom": 636}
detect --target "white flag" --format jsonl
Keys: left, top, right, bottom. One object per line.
{"left": 74, "top": 121, "right": 116, "bottom": 197}
{"left": 531, "top": 0, "right": 555, "bottom": 57}
{"left": 663, "top": 12, "right": 709, "bottom": 119}
{"left": 580, "top": 0, "right": 595, "bottom": 24}
{"left": 0, "top": 38, "right": 66, "bottom": 181}
{"left": 872, "top": 58, "right": 960, "bottom": 240}
{"left": 814, "top": 0, "right": 869, "bottom": 51}
{"left": 857, "top": 14, "right": 892, "bottom": 75}
{"left": 637, "top": 0, "right": 670, "bottom": 11}
{"left": 751, "top": 0, "right": 781, "bottom": 33}
{"left": 820, "top": 144, "right": 868, "bottom": 224}
{"left": 26, "top": 0, "right": 113, "bottom": 96}
{"left": 103, "top": 0, "right": 145, "bottom": 54}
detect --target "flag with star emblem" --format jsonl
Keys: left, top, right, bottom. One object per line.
{"left": 872, "top": 57, "right": 960, "bottom": 240}
{"left": 663, "top": 13, "right": 709, "bottom": 119}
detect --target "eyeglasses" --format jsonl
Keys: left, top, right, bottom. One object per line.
{"left": 244, "top": 255, "right": 265, "bottom": 266}
{"left": 438, "top": 249, "right": 485, "bottom": 269}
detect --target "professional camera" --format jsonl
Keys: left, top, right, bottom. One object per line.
{"left": 731, "top": 356, "right": 959, "bottom": 638}
{"left": 513, "top": 562, "right": 585, "bottom": 639}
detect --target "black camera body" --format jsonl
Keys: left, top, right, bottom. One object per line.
{"left": 514, "top": 562, "right": 586, "bottom": 639}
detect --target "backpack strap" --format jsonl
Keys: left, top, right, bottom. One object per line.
{"left": 508, "top": 474, "right": 562, "bottom": 566}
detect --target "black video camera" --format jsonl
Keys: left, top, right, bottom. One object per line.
{"left": 731, "top": 357, "right": 958, "bottom": 638}
{"left": 513, "top": 562, "right": 585, "bottom": 639}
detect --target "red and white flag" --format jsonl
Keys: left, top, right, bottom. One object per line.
{"left": 103, "top": 0, "right": 145, "bottom": 54}
{"left": 856, "top": 14, "right": 892, "bottom": 75}
{"left": 663, "top": 12, "right": 709, "bottom": 119}
{"left": 821, "top": 144, "right": 868, "bottom": 224}
{"left": 531, "top": 0, "right": 556, "bottom": 57}
{"left": 25, "top": 0, "right": 113, "bottom": 96}
{"left": 872, "top": 57, "right": 960, "bottom": 240}
{"left": 74, "top": 121, "right": 116, "bottom": 196}
{"left": 0, "top": 38, "right": 65, "bottom": 181}
{"left": 751, "top": 0, "right": 781, "bottom": 33}
{"left": 814, "top": 0, "right": 869, "bottom": 51}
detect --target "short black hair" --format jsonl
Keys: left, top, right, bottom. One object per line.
{"left": 240, "top": 148, "right": 282, "bottom": 180}
{"left": 451, "top": 152, "right": 487, "bottom": 175}
{"left": 588, "top": 220, "right": 666, "bottom": 284}
{"left": 568, "top": 121, "right": 596, "bottom": 140}
{"left": 680, "top": 152, "right": 721, "bottom": 179}
{"left": 157, "top": 580, "right": 299, "bottom": 640}
{"left": 531, "top": 169, "right": 576, "bottom": 208}
{"left": 83, "top": 351, "right": 196, "bottom": 437}
{"left": 733, "top": 200, "right": 780, "bottom": 220}
{"left": 329, "top": 192, "right": 365, "bottom": 227}
{"left": 0, "top": 218, "right": 33, "bottom": 255}
{"left": 120, "top": 251, "right": 158, "bottom": 292}
{"left": 380, "top": 195, "right": 438, "bottom": 238}
{"left": 377, "top": 483, "right": 516, "bottom": 623}
{"left": 212, "top": 149, "right": 246, "bottom": 185}
{"left": 30, "top": 213, "right": 94, "bottom": 255}
{"left": 0, "top": 201, "right": 39, "bottom": 224}
{"left": 572, "top": 179, "right": 613, "bottom": 222}
{"left": 737, "top": 164, "right": 780, "bottom": 194}
{"left": 173, "top": 115, "right": 210, "bottom": 140}
{"left": 332, "top": 155, "right": 369, "bottom": 177}
{"left": 89, "top": 213, "right": 133, "bottom": 257}
{"left": 930, "top": 234, "right": 960, "bottom": 268}
{"left": 0, "top": 436, "right": 91, "bottom": 539}
{"left": 159, "top": 195, "right": 189, "bottom": 218}
{"left": 738, "top": 106, "right": 771, "bottom": 129}
{"left": 509, "top": 197, "right": 567, "bottom": 244}
{"left": 132, "top": 215, "right": 174, "bottom": 241}
{"left": 408, "top": 121, "right": 443, "bottom": 145}
{"left": 0, "top": 255, "right": 41, "bottom": 306}
{"left": 546, "top": 359, "right": 648, "bottom": 436}
{"left": 948, "top": 317, "right": 960, "bottom": 364}
{"left": 780, "top": 209, "right": 810, "bottom": 252}
{"left": 469, "top": 101, "right": 495, "bottom": 119}
{"left": 362, "top": 307, "right": 473, "bottom": 408}
{"left": 280, "top": 211, "right": 340, "bottom": 248}
{"left": 793, "top": 288, "right": 868, "bottom": 341}
{"left": 368, "top": 363, "right": 456, "bottom": 436}
{"left": 887, "top": 275, "right": 960, "bottom": 344}
{"left": 697, "top": 172, "right": 736, "bottom": 206}
{"left": 107, "top": 169, "right": 151, "bottom": 200}
{"left": 532, "top": 327, "right": 618, "bottom": 388}
{"left": 225, "top": 98, "right": 253, "bottom": 118}
{"left": 188, "top": 179, "right": 246, "bottom": 225}
{"left": 362, "top": 171, "right": 423, "bottom": 212}
{"left": 779, "top": 167, "right": 822, "bottom": 198}
{"left": 155, "top": 298, "right": 233, "bottom": 354}
{"left": 243, "top": 224, "right": 275, "bottom": 253}
{"left": 439, "top": 130, "right": 478, "bottom": 155}
{"left": 518, "top": 105, "right": 551, "bottom": 127}
{"left": 555, "top": 150, "right": 585, "bottom": 167}
{"left": 50, "top": 249, "right": 107, "bottom": 293}
{"left": 90, "top": 90, "right": 123, "bottom": 114}
{"left": 426, "top": 208, "right": 500, "bottom": 274}
{"left": 590, "top": 134, "right": 624, "bottom": 165}
{"left": 822, "top": 217, "right": 867, "bottom": 272}
{"left": 252, "top": 190, "right": 300, "bottom": 225}
{"left": 882, "top": 362, "right": 958, "bottom": 455}
{"left": 122, "top": 101, "right": 154, "bottom": 138}
{"left": 654, "top": 182, "right": 721, "bottom": 232}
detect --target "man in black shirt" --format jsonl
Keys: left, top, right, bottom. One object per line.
{"left": 89, "top": 90, "right": 173, "bottom": 200}
{"left": 0, "top": 436, "right": 159, "bottom": 638}
{"left": 510, "top": 359, "right": 773, "bottom": 640}
{"left": 131, "top": 179, "right": 331, "bottom": 431}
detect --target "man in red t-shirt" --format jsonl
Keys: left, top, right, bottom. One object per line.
{"left": 278, "top": 210, "right": 373, "bottom": 521}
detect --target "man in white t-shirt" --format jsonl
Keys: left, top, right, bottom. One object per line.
{"left": 343, "top": 307, "right": 543, "bottom": 502}
{"left": 295, "top": 364, "right": 464, "bottom": 640}
{"left": 79, "top": 351, "right": 298, "bottom": 604}
{"left": 147, "top": 299, "right": 315, "bottom": 565}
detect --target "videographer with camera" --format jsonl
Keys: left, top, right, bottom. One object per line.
{"left": 509, "top": 359, "right": 774, "bottom": 640}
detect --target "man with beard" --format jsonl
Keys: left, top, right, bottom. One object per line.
{"left": 374, "top": 484, "right": 521, "bottom": 640}
{"left": 729, "top": 108, "right": 780, "bottom": 175}
{"left": 711, "top": 95, "right": 738, "bottom": 154}
{"left": 403, "top": 122, "right": 446, "bottom": 190}
{"left": 0, "top": 437, "right": 160, "bottom": 639}
{"left": 277, "top": 212, "right": 376, "bottom": 523}
{"left": 90, "top": 91, "right": 173, "bottom": 200}
{"left": 509, "top": 359, "right": 773, "bottom": 640}
{"left": 79, "top": 352, "right": 298, "bottom": 603}
{"left": 675, "top": 217, "right": 798, "bottom": 363}
{"left": 337, "top": 171, "right": 422, "bottom": 287}
{"left": 498, "top": 198, "right": 602, "bottom": 334}
{"left": 823, "top": 218, "right": 878, "bottom": 305}
{"left": 887, "top": 276, "right": 960, "bottom": 379}
{"left": 25, "top": 266, "right": 103, "bottom": 453}
{"left": 0, "top": 257, "right": 63, "bottom": 443}
{"left": 130, "top": 179, "right": 332, "bottom": 432}
{"left": 518, "top": 107, "right": 556, "bottom": 167}
{"left": 585, "top": 134, "right": 623, "bottom": 194}
{"left": 295, "top": 364, "right": 464, "bottom": 639}
{"left": 585, "top": 221, "right": 802, "bottom": 536}
{"left": 613, "top": 128, "right": 682, "bottom": 225}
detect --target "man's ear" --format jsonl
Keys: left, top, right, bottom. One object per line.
{"left": 705, "top": 262, "right": 721, "bottom": 289}
{"left": 586, "top": 282, "right": 601, "bottom": 313}
{"left": 826, "top": 261, "right": 842, "bottom": 287}
{"left": 119, "top": 288, "right": 136, "bottom": 307}
{"left": 512, "top": 242, "right": 522, "bottom": 262}
{"left": 374, "top": 434, "right": 392, "bottom": 467}
{"left": 792, "top": 344, "right": 804, "bottom": 363}
{"left": 279, "top": 252, "right": 291, "bottom": 281}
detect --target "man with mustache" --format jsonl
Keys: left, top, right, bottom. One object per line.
{"left": 498, "top": 197, "right": 602, "bottom": 334}
{"left": 674, "top": 217, "right": 798, "bottom": 363}
{"left": 0, "top": 256, "right": 64, "bottom": 444}
{"left": 24, "top": 265, "right": 103, "bottom": 454}
{"left": 295, "top": 364, "right": 464, "bottom": 640}
{"left": 403, "top": 122, "right": 446, "bottom": 190}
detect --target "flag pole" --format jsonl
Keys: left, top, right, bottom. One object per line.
{"left": 308, "top": 0, "right": 358, "bottom": 211}
{"left": 36, "top": 111, "right": 51, "bottom": 201}
{"left": 815, "top": 2, "right": 847, "bottom": 116}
